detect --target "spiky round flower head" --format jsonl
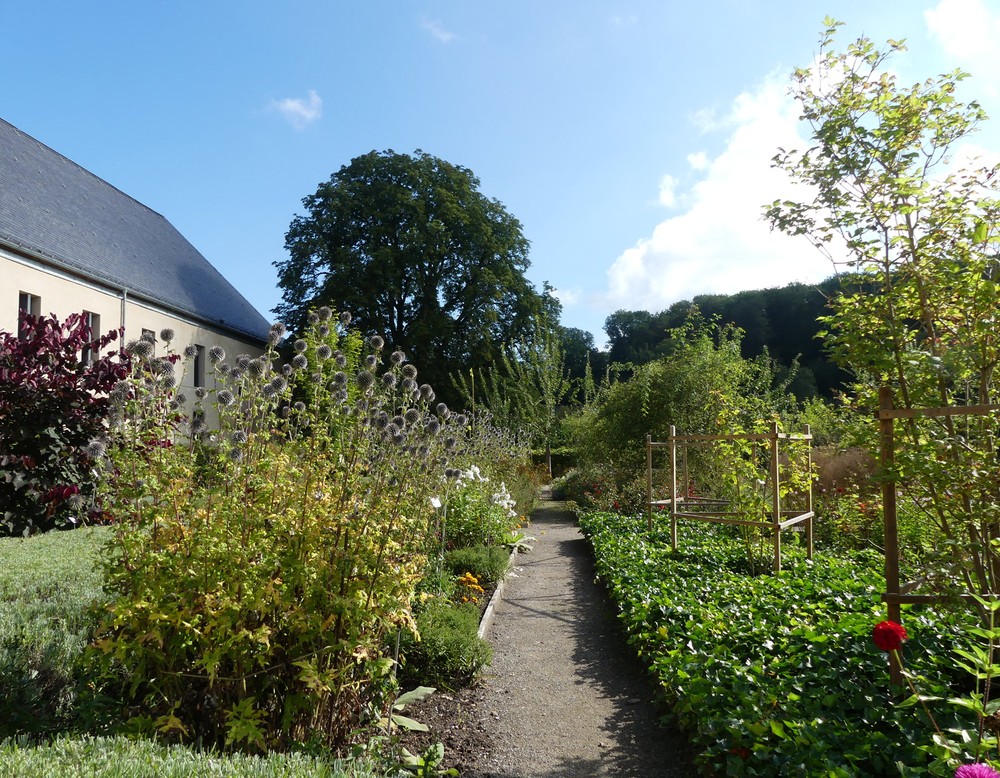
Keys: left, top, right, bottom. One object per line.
{"left": 291, "top": 354, "right": 309, "bottom": 370}
{"left": 216, "top": 363, "right": 231, "bottom": 375}
{"left": 318, "top": 324, "right": 330, "bottom": 338}
{"left": 385, "top": 350, "right": 404, "bottom": 367}
{"left": 169, "top": 399, "right": 181, "bottom": 411}
{"left": 308, "top": 311, "right": 320, "bottom": 324}
{"left": 392, "top": 415, "right": 406, "bottom": 430}
{"left": 139, "top": 330, "right": 156, "bottom": 344}
{"left": 419, "top": 384, "right": 434, "bottom": 400}
{"left": 334, "top": 352, "right": 347, "bottom": 367}
{"left": 355, "top": 371, "right": 375, "bottom": 391}
{"left": 195, "top": 387, "right": 208, "bottom": 400}
{"left": 355, "top": 398, "right": 369, "bottom": 412}
{"left": 368, "top": 335, "right": 384, "bottom": 351}
{"left": 125, "top": 338, "right": 154, "bottom": 359}
{"left": 279, "top": 404, "right": 291, "bottom": 418}
{"left": 310, "top": 371, "right": 323, "bottom": 384}
{"left": 332, "top": 371, "right": 347, "bottom": 387}
{"left": 425, "top": 418, "right": 441, "bottom": 435}
{"left": 229, "top": 447, "right": 244, "bottom": 463}
{"left": 159, "top": 328, "right": 175, "bottom": 343}
{"left": 381, "top": 371, "right": 397, "bottom": 389}
{"left": 230, "top": 369, "right": 244, "bottom": 382}
{"left": 247, "top": 358, "right": 267, "bottom": 379}
{"left": 401, "top": 377, "right": 418, "bottom": 393}
{"left": 160, "top": 373, "right": 177, "bottom": 390}
{"left": 404, "top": 408, "right": 420, "bottom": 425}
{"left": 339, "top": 311, "right": 352, "bottom": 326}
{"left": 183, "top": 344, "right": 198, "bottom": 359}
{"left": 334, "top": 389, "right": 348, "bottom": 403}
{"left": 375, "top": 411, "right": 390, "bottom": 429}
{"left": 231, "top": 429, "right": 248, "bottom": 444}
{"left": 402, "top": 364, "right": 418, "bottom": 379}
{"left": 293, "top": 339, "right": 308, "bottom": 353}
{"left": 436, "top": 403, "right": 449, "bottom": 417}
{"left": 293, "top": 401, "right": 307, "bottom": 413}
{"left": 455, "top": 414, "right": 468, "bottom": 427}
{"left": 190, "top": 417, "right": 208, "bottom": 436}
{"left": 314, "top": 306, "right": 332, "bottom": 321}
{"left": 445, "top": 436, "right": 457, "bottom": 450}
{"left": 393, "top": 432, "right": 406, "bottom": 446}
{"left": 85, "top": 439, "right": 107, "bottom": 459}
{"left": 445, "top": 468, "right": 459, "bottom": 480}
{"left": 316, "top": 344, "right": 333, "bottom": 361}
{"left": 269, "top": 321, "right": 287, "bottom": 340}
{"left": 175, "top": 392, "right": 187, "bottom": 405}
{"left": 217, "top": 389, "right": 235, "bottom": 407}
{"left": 208, "top": 345, "right": 226, "bottom": 365}
{"left": 236, "top": 354, "right": 251, "bottom": 370}
{"left": 281, "top": 363, "right": 293, "bottom": 377}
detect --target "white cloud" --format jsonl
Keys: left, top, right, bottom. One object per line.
{"left": 604, "top": 76, "right": 834, "bottom": 313}
{"left": 269, "top": 90, "right": 322, "bottom": 129}
{"left": 658, "top": 174, "right": 678, "bottom": 208}
{"left": 422, "top": 19, "right": 456, "bottom": 43}
{"left": 550, "top": 286, "right": 581, "bottom": 307}
{"left": 925, "top": 0, "right": 1000, "bottom": 97}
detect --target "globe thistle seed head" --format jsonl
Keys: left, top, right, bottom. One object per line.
{"left": 445, "top": 468, "right": 459, "bottom": 480}
{"left": 332, "top": 371, "right": 347, "bottom": 386}
{"left": 236, "top": 354, "right": 251, "bottom": 370}
{"left": 293, "top": 339, "right": 308, "bottom": 353}
{"left": 311, "top": 372, "right": 323, "bottom": 384}
{"left": 419, "top": 384, "right": 433, "bottom": 400}
{"left": 247, "top": 359, "right": 267, "bottom": 378}
{"left": 317, "top": 306, "right": 332, "bottom": 321}
{"left": 217, "top": 363, "right": 231, "bottom": 375}
{"left": 279, "top": 404, "right": 291, "bottom": 418}
{"left": 355, "top": 371, "right": 375, "bottom": 390}
{"left": 217, "top": 389, "right": 235, "bottom": 407}
{"left": 160, "top": 373, "right": 177, "bottom": 390}
{"left": 291, "top": 354, "right": 309, "bottom": 370}
{"left": 308, "top": 311, "right": 320, "bottom": 325}
{"left": 392, "top": 433, "right": 406, "bottom": 446}
{"left": 425, "top": 418, "right": 440, "bottom": 435}
{"left": 293, "top": 401, "right": 307, "bottom": 413}
{"left": 316, "top": 344, "right": 333, "bottom": 360}
{"left": 125, "top": 339, "right": 154, "bottom": 359}
{"left": 392, "top": 415, "right": 406, "bottom": 430}
{"left": 195, "top": 387, "right": 208, "bottom": 400}
{"left": 335, "top": 353, "right": 347, "bottom": 367}
{"left": 281, "top": 363, "right": 293, "bottom": 377}
{"left": 231, "top": 430, "right": 248, "bottom": 444}
{"left": 445, "top": 436, "right": 457, "bottom": 450}
{"left": 169, "top": 399, "right": 181, "bottom": 411}
{"left": 230, "top": 369, "right": 244, "bottom": 382}
{"left": 261, "top": 382, "right": 279, "bottom": 398}
{"left": 334, "top": 389, "right": 348, "bottom": 403}
{"left": 207, "top": 345, "right": 226, "bottom": 365}
{"left": 364, "top": 354, "right": 378, "bottom": 369}
{"left": 183, "top": 344, "right": 198, "bottom": 359}
{"left": 381, "top": 371, "right": 397, "bottom": 389}
{"left": 436, "top": 403, "right": 449, "bottom": 417}
{"left": 402, "top": 364, "right": 418, "bottom": 379}
{"left": 375, "top": 411, "right": 390, "bottom": 429}
{"left": 85, "top": 439, "right": 107, "bottom": 459}
{"left": 390, "top": 350, "right": 406, "bottom": 365}
{"left": 139, "top": 330, "right": 156, "bottom": 344}
{"left": 404, "top": 408, "right": 420, "bottom": 424}
{"left": 229, "top": 447, "right": 244, "bottom": 462}
{"left": 368, "top": 335, "right": 384, "bottom": 351}
{"left": 455, "top": 414, "right": 468, "bottom": 427}
{"left": 175, "top": 392, "right": 187, "bottom": 405}
{"left": 318, "top": 324, "right": 330, "bottom": 337}
{"left": 401, "top": 377, "right": 418, "bottom": 393}
{"left": 339, "top": 311, "right": 352, "bottom": 326}
{"left": 191, "top": 418, "right": 208, "bottom": 436}
{"left": 268, "top": 322, "right": 287, "bottom": 340}
{"left": 159, "top": 328, "right": 175, "bottom": 343}
{"left": 355, "top": 398, "right": 369, "bottom": 412}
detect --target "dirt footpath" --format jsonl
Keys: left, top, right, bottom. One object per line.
{"left": 442, "top": 498, "right": 697, "bottom": 777}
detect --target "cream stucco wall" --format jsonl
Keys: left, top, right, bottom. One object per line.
{"left": 2, "top": 247, "right": 266, "bottom": 398}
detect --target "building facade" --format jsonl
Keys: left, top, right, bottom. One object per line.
{"left": 0, "top": 118, "right": 270, "bottom": 396}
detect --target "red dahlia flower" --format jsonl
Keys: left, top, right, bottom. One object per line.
{"left": 872, "top": 620, "right": 907, "bottom": 652}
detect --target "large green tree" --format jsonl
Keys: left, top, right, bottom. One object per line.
{"left": 275, "top": 150, "right": 546, "bottom": 399}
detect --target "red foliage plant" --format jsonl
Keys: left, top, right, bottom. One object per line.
{"left": 0, "top": 311, "right": 128, "bottom": 535}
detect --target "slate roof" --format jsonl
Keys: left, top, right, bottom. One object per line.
{"left": 0, "top": 118, "right": 269, "bottom": 343}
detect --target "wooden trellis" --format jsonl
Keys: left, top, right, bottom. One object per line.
{"left": 878, "top": 386, "right": 1000, "bottom": 683}
{"left": 646, "top": 422, "right": 814, "bottom": 573}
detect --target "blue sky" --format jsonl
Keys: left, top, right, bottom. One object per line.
{"left": 3, "top": 1, "right": 999, "bottom": 346}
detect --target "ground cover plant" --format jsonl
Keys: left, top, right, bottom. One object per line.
{"left": 578, "top": 511, "right": 984, "bottom": 775}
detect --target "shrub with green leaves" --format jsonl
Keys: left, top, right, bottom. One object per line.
{"left": 437, "top": 465, "right": 521, "bottom": 550}
{"left": 396, "top": 600, "right": 492, "bottom": 691}
{"left": 90, "top": 311, "right": 470, "bottom": 750}
{"left": 579, "top": 510, "right": 978, "bottom": 775}
{"left": 443, "top": 545, "right": 510, "bottom": 588}
{"left": 0, "top": 312, "right": 128, "bottom": 535}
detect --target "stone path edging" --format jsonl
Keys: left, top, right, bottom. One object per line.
{"left": 477, "top": 547, "right": 519, "bottom": 640}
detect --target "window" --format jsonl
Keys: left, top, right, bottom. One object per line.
{"left": 17, "top": 292, "right": 40, "bottom": 339}
{"left": 193, "top": 345, "right": 206, "bottom": 388}
{"left": 141, "top": 328, "right": 156, "bottom": 356}
{"left": 81, "top": 311, "right": 101, "bottom": 365}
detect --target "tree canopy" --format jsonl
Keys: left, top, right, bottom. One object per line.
{"left": 274, "top": 150, "right": 547, "bottom": 400}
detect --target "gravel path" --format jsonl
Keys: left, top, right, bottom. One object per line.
{"left": 458, "top": 498, "right": 697, "bottom": 777}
